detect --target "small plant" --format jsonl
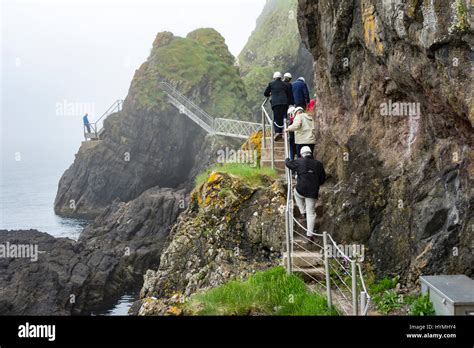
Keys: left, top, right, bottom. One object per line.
{"left": 407, "top": 294, "right": 435, "bottom": 316}
{"left": 368, "top": 275, "right": 399, "bottom": 295}
{"left": 373, "top": 290, "right": 403, "bottom": 314}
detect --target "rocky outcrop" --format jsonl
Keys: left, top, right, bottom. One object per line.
{"left": 136, "top": 172, "right": 286, "bottom": 314}
{"left": 238, "top": 0, "right": 315, "bottom": 116}
{"left": 55, "top": 29, "right": 250, "bottom": 217}
{"left": 0, "top": 187, "right": 185, "bottom": 315}
{"left": 297, "top": 0, "right": 473, "bottom": 282}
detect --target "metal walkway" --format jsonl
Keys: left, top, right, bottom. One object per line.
{"left": 280, "top": 117, "right": 372, "bottom": 316}
{"left": 159, "top": 81, "right": 264, "bottom": 139}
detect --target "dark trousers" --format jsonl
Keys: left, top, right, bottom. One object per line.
{"left": 289, "top": 132, "right": 296, "bottom": 160}
{"left": 296, "top": 103, "right": 307, "bottom": 109}
{"left": 85, "top": 124, "right": 91, "bottom": 133}
{"left": 296, "top": 144, "right": 315, "bottom": 158}
{"left": 272, "top": 105, "right": 288, "bottom": 134}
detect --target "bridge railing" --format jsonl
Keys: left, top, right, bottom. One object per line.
{"left": 84, "top": 99, "right": 123, "bottom": 141}
{"left": 159, "top": 82, "right": 215, "bottom": 132}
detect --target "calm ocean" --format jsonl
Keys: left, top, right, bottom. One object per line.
{"left": 0, "top": 156, "right": 138, "bottom": 314}
{"left": 0, "top": 157, "right": 87, "bottom": 239}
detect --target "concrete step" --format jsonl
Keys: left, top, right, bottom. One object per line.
{"left": 291, "top": 237, "right": 323, "bottom": 252}
{"left": 292, "top": 266, "right": 325, "bottom": 282}
{"left": 260, "top": 159, "right": 286, "bottom": 170}
{"left": 262, "top": 137, "right": 285, "bottom": 149}
{"left": 261, "top": 148, "right": 286, "bottom": 158}
{"left": 283, "top": 251, "right": 324, "bottom": 268}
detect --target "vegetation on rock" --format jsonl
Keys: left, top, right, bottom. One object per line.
{"left": 184, "top": 266, "right": 338, "bottom": 316}
{"left": 132, "top": 29, "right": 251, "bottom": 120}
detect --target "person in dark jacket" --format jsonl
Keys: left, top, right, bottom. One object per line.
{"left": 283, "top": 72, "right": 295, "bottom": 105}
{"left": 264, "top": 71, "right": 293, "bottom": 141}
{"left": 285, "top": 146, "right": 326, "bottom": 240}
{"left": 292, "top": 77, "right": 310, "bottom": 109}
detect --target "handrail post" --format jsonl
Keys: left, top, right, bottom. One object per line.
{"left": 360, "top": 291, "right": 367, "bottom": 316}
{"left": 283, "top": 116, "right": 292, "bottom": 273}
{"left": 352, "top": 260, "right": 358, "bottom": 315}
{"left": 262, "top": 106, "right": 266, "bottom": 150}
{"left": 323, "top": 231, "right": 332, "bottom": 308}
{"left": 270, "top": 114, "right": 274, "bottom": 169}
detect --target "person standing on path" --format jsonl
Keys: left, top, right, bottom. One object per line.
{"left": 285, "top": 146, "right": 326, "bottom": 241}
{"left": 264, "top": 71, "right": 293, "bottom": 141}
{"left": 83, "top": 113, "right": 91, "bottom": 133}
{"left": 292, "top": 77, "right": 310, "bottom": 109}
{"left": 285, "top": 106, "right": 316, "bottom": 157}
{"left": 283, "top": 72, "right": 295, "bottom": 106}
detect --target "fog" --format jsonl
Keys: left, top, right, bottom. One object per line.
{"left": 0, "top": 0, "right": 266, "bottom": 170}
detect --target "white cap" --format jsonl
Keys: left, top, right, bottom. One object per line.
{"left": 294, "top": 106, "right": 304, "bottom": 113}
{"left": 300, "top": 146, "right": 312, "bottom": 157}
{"left": 284, "top": 72, "right": 292, "bottom": 79}
{"left": 273, "top": 71, "right": 282, "bottom": 79}
{"left": 298, "top": 77, "right": 306, "bottom": 82}
{"left": 287, "top": 106, "right": 296, "bottom": 115}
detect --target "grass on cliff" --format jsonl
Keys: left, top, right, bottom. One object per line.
{"left": 185, "top": 266, "right": 338, "bottom": 316}
{"left": 195, "top": 163, "right": 278, "bottom": 188}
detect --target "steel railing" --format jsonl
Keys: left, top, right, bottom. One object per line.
{"left": 261, "top": 98, "right": 275, "bottom": 169}
{"left": 283, "top": 125, "right": 371, "bottom": 315}
{"left": 84, "top": 99, "right": 123, "bottom": 141}
{"left": 160, "top": 81, "right": 266, "bottom": 139}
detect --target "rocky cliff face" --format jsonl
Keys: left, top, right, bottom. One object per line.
{"left": 0, "top": 187, "right": 185, "bottom": 315}
{"left": 55, "top": 29, "right": 249, "bottom": 217}
{"left": 297, "top": 0, "right": 473, "bottom": 282}
{"left": 239, "top": 0, "right": 315, "bottom": 116}
{"left": 136, "top": 172, "right": 286, "bottom": 314}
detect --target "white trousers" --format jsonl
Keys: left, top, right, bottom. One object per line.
{"left": 294, "top": 189, "right": 317, "bottom": 236}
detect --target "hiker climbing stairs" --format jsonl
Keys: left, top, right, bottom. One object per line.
{"left": 270, "top": 104, "right": 372, "bottom": 315}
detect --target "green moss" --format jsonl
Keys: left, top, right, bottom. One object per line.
{"left": 451, "top": 0, "right": 470, "bottom": 33}
{"left": 132, "top": 30, "right": 251, "bottom": 120}
{"left": 195, "top": 163, "right": 278, "bottom": 189}
{"left": 184, "top": 266, "right": 339, "bottom": 315}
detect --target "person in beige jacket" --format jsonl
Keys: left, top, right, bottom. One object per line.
{"left": 285, "top": 106, "right": 316, "bottom": 157}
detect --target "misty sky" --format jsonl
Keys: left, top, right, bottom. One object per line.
{"left": 0, "top": 0, "right": 266, "bottom": 169}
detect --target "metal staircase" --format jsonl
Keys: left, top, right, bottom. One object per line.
{"left": 280, "top": 116, "right": 372, "bottom": 316}
{"left": 84, "top": 99, "right": 123, "bottom": 141}
{"left": 159, "top": 81, "right": 264, "bottom": 139}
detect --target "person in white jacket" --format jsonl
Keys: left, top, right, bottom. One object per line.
{"left": 285, "top": 106, "right": 316, "bottom": 157}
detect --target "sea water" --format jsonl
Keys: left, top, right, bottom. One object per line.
{"left": 0, "top": 157, "right": 137, "bottom": 315}
{"left": 0, "top": 157, "right": 87, "bottom": 240}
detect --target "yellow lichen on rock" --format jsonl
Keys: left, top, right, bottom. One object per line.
{"left": 362, "top": 3, "right": 384, "bottom": 56}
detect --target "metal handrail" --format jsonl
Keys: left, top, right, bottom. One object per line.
{"left": 94, "top": 99, "right": 123, "bottom": 125}
{"left": 84, "top": 99, "right": 123, "bottom": 141}
{"left": 261, "top": 98, "right": 275, "bottom": 169}
{"left": 160, "top": 82, "right": 214, "bottom": 128}
{"left": 284, "top": 148, "right": 371, "bottom": 315}
{"left": 283, "top": 117, "right": 292, "bottom": 273}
